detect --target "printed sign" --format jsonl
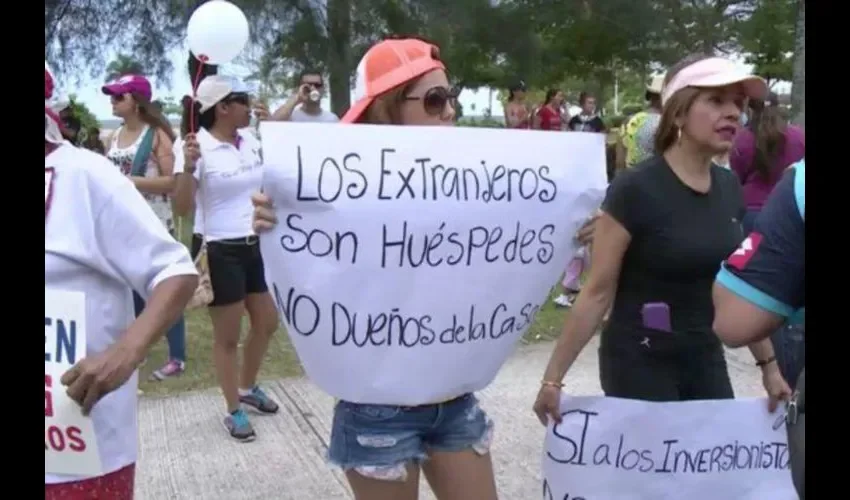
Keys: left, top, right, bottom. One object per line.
{"left": 45, "top": 289, "right": 102, "bottom": 477}
{"left": 259, "top": 122, "right": 607, "bottom": 405}
{"left": 543, "top": 395, "right": 798, "bottom": 500}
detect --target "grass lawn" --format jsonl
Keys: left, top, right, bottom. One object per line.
{"left": 138, "top": 288, "right": 571, "bottom": 397}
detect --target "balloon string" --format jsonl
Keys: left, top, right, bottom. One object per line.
{"left": 189, "top": 57, "right": 208, "bottom": 135}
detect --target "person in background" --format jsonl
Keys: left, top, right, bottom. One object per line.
{"left": 731, "top": 91, "right": 805, "bottom": 232}
{"left": 533, "top": 54, "right": 791, "bottom": 426}
{"left": 271, "top": 69, "right": 339, "bottom": 123}
{"left": 533, "top": 89, "right": 564, "bottom": 131}
{"left": 83, "top": 127, "right": 106, "bottom": 155}
{"left": 46, "top": 62, "right": 198, "bottom": 500}
{"left": 504, "top": 80, "right": 531, "bottom": 129}
{"left": 172, "top": 66, "right": 280, "bottom": 442}
{"left": 553, "top": 246, "right": 589, "bottom": 308}
{"left": 729, "top": 91, "right": 805, "bottom": 386}
{"left": 617, "top": 77, "right": 663, "bottom": 171}
{"left": 50, "top": 99, "right": 84, "bottom": 146}
{"left": 567, "top": 92, "right": 606, "bottom": 133}
{"left": 102, "top": 74, "right": 189, "bottom": 381}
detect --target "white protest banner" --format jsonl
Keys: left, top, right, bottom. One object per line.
{"left": 259, "top": 122, "right": 607, "bottom": 405}
{"left": 543, "top": 395, "right": 797, "bottom": 500}
{"left": 45, "top": 289, "right": 102, "bottom": 477}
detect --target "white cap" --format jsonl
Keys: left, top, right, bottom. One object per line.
{"left": 661, "top": 57, "right": 767, "bottom": 107}
{"left": 647, "top": 76, "right": 664, "bottom": 94}
{"left": 195, "top": 75, "right": 251, "bottom": 113}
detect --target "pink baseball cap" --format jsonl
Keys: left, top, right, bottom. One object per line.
{"left": 102, "top": 74, "right": 153, "bottom": 102}
{"left": 343, "top": 38, "right": 446, "bottom": 124}
{"left": 661, "top": 57, "right": 767, "bottom": 107}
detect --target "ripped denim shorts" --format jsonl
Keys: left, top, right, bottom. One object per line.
{"left": 327, "top": 393, "right": 494, "bottom": 481}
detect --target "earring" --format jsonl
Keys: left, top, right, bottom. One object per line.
{"left": 676, "top": 127, "right": 683, "bottom": 144}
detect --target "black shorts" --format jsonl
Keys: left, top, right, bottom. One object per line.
{"left": 598, "top": 324, "right": 734, "bottom": 402}
{"left": 191, "top": 234, "right": 268, "bottom": 307}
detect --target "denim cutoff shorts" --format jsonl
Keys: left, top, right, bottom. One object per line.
{"left": 327, "top": 393, "right": 493, "bottom": 480}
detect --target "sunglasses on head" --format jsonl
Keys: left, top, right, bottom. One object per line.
{"left": 404, "top": 86, "right": 459, "bottom": 116}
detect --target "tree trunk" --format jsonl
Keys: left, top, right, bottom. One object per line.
{"left": 326, "top": 0, "right": 352, "bottom": 117}
{"left": 790, "top": 0, "right": 805, "bottom": 128}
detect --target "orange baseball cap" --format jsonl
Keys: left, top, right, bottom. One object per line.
{"left": 342, "top": 38, "right": 446, "bottom": 124}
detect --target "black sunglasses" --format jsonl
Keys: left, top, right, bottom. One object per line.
{"left": 223, "top": 92, "right": 251, "bottom": 106}
{"left": 110, "top": 94, "right": 126, "bottom": 102}
{"left": 404, "top": 86, "right": 459, "bottom": 116}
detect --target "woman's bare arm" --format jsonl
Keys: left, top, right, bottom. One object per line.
{"left": 131, "top": 129, "right": 176, "bottom": 195}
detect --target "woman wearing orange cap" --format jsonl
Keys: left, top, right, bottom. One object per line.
{"left": 252, "top": 37, "right": 502, "bottom": 500}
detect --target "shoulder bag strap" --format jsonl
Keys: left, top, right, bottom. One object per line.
{"left": 131, "top": 127, "right": 156, "bottom": 177}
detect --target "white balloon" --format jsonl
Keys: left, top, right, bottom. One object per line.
{"left": 187, "top": 0, "right": 250, "bottom": 65}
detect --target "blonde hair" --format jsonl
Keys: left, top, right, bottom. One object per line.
{"left": 654, "top": 53, "right": 714, "bottom": 153}
{"left": 358, "top": 83, "right": 411, "bottom": 124}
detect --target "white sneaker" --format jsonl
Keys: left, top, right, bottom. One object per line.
{"left": 553, "top": 294, "right": 573, "bottom": 307}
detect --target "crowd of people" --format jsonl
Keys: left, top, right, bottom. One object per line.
{"left": 46, "top": 34, "right": 805, "bottom": 500}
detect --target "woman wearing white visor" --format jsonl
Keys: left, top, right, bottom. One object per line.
{"left": 45, "top": 63, "right": 198, "bottom": 499}
{"left": 534, "top": 54, "right": 792, "bottom": 423}
{"left": 172, "top": 72, "right": 279, "bottom": 442}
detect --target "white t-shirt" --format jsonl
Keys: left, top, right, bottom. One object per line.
{"left": 290, "top": 106, "right": 339, "bottom": 123}
{"left": 45, "top": 143, "right": 197, "bottom": 484}
{"left": 173, "top": 128, "right": 263, "bottom": 241}
{"left": 105, "top": 126, "right": 174, "bottom": 232}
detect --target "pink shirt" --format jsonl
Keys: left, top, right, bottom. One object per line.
{"left": 730, "top": 125, "right": 805, "bottom": 210}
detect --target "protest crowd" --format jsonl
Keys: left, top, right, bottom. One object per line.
{"left": 45, "top": 1, "right": 805, "bottom": 499}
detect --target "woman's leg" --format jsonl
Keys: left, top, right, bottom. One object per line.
{"left": 421, "top": 395, "right": 498, "bottom": 500}
{"left": 328, "top": 401, "right": 426, "bottom": 500}
{"left": 238, "top": 243, "right": 280, "bottom": 413}
{"left": 45, "top": 464, "right": 136, "bottom": 500}
{"left": 166, "top": 316, "right": 187, "bottom": 362}
{"left": 346, "top": 466, "right": 421, "bottom": 500}
{"left": 202, "top": 239, "right": 254, "bottom": 441}
{"left": 151, "top": 316, "right": 187, "bottom": 381}
{"left": 554, "top": 250, "right": 585, "bottom": 307}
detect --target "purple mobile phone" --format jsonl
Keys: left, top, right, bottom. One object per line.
{"left": 642, "top": 302, "right": 672, "bottom": 332}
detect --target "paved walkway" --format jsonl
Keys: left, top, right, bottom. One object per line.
{"left": 136, "top": 339, "right": 764, "bottom": 499}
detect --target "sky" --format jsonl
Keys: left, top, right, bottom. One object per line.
{"left": 64, "top": 45, "right": 791, "bottom": 122}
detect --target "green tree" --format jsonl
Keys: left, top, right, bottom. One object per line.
{"left": 104, "top": 54, "right": 144, "bottom": 82}
{"left": 155, "top": 96, "right": 184, "bottom": 117}
{"left": 789, "top": 0, "right": 804, "bottom": 127}
{"left": 45, "top": 0, "right": 192, "bottom": 83}
{"left": 738, "top": 0, "right": 795, "bottom": 86}
{"left": 649, "top": 0, "right": 757, "bottom": 62}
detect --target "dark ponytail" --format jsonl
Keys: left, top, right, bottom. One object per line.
{"left": 180, "top": 52, "right": 219, "bottom": 138}
{"left": 749, "top": 95, "right": 787, "bottom": 182}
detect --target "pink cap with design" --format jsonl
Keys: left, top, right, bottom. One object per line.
{"left": 102, "top": 74, "right": 153, "bottom": 102}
